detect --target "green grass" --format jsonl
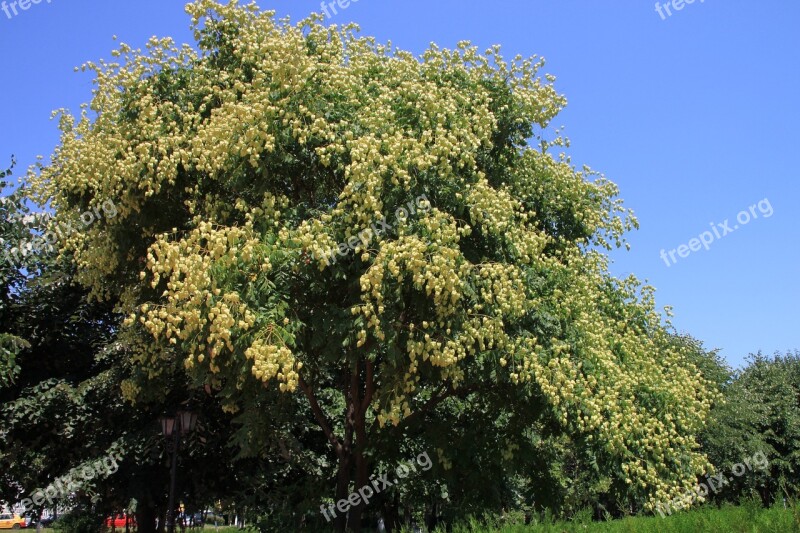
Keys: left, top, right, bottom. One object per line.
{"left": 435, "top": 502, "right": 800, "bottom": 533}
{"left": 32, "top": 504, "right": 800, "bottom": 532}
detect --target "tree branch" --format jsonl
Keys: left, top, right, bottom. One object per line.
{"left": 299, "top": 376, "right": 343, "bottom": 458}
{"left": 399, "top": 383, "right": 479, "bottom": 429}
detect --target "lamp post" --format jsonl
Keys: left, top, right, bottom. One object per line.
{"left": 159, "top": 410, "right": 197, "bottom": 533}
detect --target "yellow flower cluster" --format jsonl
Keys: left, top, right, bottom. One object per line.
{"left": 117, "top": 195, "right": 294, "bottom": 389}
{"left": 501, "top": 442, "right": 520, "bottom": 461}
{"left": 436, "top": 448, "right": 453, "bottom": 471}
{"left": 245, "top": 340, "right": 301, "bottom": 392}
{"left": 376, "top": 392, "right": 412, "bottom": 428}
{"left": 120, "top": 379, "right": 141, "bottom": 402}
{"left": 526, "top": 251, "right": 718, "bottom": 505}
{"left": 466, "top": 175, "right": 552, "bottom": 264}
{"left": 122, "top": 220, "right": 263, "bottom": 367}
{"left": 474, "top": 263, "right": 529, "bottom": 318}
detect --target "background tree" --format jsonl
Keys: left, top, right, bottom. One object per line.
{"left": 0, "top": 194, "right": 130, "bottom": 527}
{"left": 702, "top": 351, "right": 800, "bottom": 506}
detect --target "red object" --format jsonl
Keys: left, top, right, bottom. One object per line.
{"left": 105, "top": 514, "right": 137, "bottom": 528}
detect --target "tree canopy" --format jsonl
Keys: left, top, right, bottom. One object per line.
{"left": 26, "top": 1, "right": 720, "bottom": 529}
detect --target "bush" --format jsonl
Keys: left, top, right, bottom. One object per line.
{"left": 51, "top": 510, "right": 103, "bottom": 533}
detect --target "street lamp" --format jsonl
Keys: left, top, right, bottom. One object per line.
{"left": 159, "top": 410, "right": 197, "bottom": 533}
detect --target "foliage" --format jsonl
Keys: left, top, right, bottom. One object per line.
{"left": 0, "top": 235, "right": 285, "bottom": 532}
{"left": 0, "top": 157, "right": 33, "bottom": 387}
{"left": 702, "top": 351, "right": 800, "bottom": 506}
{"left": 50, "top": 506, "right": 104, "bottom": 533}
{"left": 436, "top": 500, "right": 799, "bottom": 532}
{"left": 0, "top": 248, "right": 131, "bottom": 514}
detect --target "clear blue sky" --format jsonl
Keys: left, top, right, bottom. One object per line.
{"left": 1, "top": 1, "right": 798, "bottom": 368}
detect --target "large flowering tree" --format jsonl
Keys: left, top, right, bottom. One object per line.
{"left": 31, "top": 1, "right": 717, "bottom": 529}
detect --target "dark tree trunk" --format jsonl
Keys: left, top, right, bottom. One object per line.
{"left": 333, "top": 454, "right": 352, "bottom": 531}
{"left": 136, "top": 504, "right": 158, "bottom": 533}
{"left": 346, "top": 358, "right": 373, "bottom": 532}
{"left": 349, "top": 444, "right": 369, "bottom": 530}
{"left": 381, "top": 492, "right": 401, "bottom": 532}
{"left": 425, "top": 501, "right": 439, "bottom": 532}
{"left": 301, "top": 358, "right": 375, "bottom": 533}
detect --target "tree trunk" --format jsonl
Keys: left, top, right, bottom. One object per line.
{"left": 346, "top": 358, "right": 375, "bottom": 532}
{"left": 301, "top": 357, "right": 374, "bottom": 533}
{"left": 379, "top": 484, "right": 402, "bottom": 531}
{"left": 348, "top": 403, "right": 370, "bottom": 531}
{"left": 333, "top": 454, "right": 352, "bottom": 531}
{"left": 156, "top": 507, "right": 166, "bottom": 533}
{"left": 136, "top": 504, "right": 158, "bottom": 533}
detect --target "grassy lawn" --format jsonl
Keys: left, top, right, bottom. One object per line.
{"left": 31, "top": 504, "right": 800, "bottom": 532}
{"left": 442, "top": 503, "right": 800, "bottom": 533}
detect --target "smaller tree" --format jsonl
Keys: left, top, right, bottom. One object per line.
{"left": 702, "top": 351, "right": 800, "bottom": 505}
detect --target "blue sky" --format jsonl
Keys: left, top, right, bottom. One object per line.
{"left": 1, "top": 0, "right": 798, "bottom": 368}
